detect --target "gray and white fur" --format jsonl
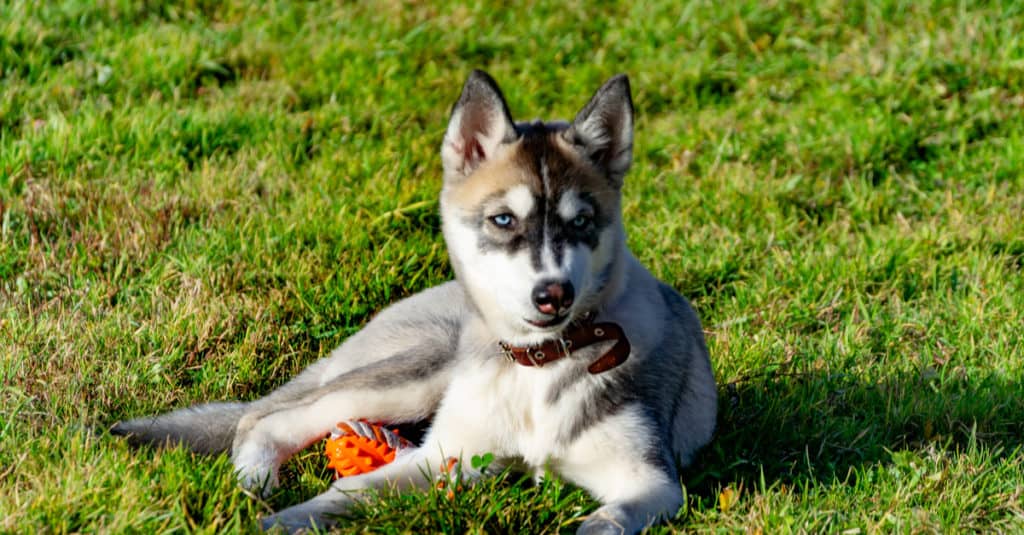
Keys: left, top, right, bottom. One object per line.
{"left": 112, "top": 70, "right": 718, "bottom": 535}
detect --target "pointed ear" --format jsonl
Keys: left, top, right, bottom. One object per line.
{"left": 441, "top": 70, "right": 518, "bottom": 182}
{"left": 562, "top": 74, "right": 634, "bottom": 185}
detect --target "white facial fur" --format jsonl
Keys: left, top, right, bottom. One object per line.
{"left": 504, "top": 184, "right": 534, "bottom": 219}
{"left": 443, "top": 185, "right": 538, "bottom": 345}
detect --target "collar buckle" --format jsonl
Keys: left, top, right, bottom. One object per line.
{"left": 498, "top": 341, "right": 515, "bottom": 363}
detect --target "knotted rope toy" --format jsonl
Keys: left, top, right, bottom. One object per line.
{"left": 324, "top": 420, "right": 412, "bottom": 478}
{"left": 323, "top": 420, "right": 463, "bottom": 497}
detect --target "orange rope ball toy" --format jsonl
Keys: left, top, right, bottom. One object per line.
{"left": 324, "top": 420, "right": 412, "bottom": 478}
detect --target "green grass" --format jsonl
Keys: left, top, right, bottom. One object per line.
{"left": 2, "top": 0, "right": 1023, "bottom": 532}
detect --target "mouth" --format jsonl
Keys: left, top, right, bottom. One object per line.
{"left": 525, "top": 315, "right": 570, "bottom": 329}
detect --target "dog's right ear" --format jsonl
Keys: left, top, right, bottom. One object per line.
{"left": 441, "top": 70, "right": 517, "bottom": 182}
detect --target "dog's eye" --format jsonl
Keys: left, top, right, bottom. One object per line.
{"left": 490, "top": 213, "right": 516, "bottom": 229}
{"left": 571, "top": 214, "right": 591, "bottom": 228}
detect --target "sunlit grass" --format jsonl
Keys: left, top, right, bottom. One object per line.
{"left": 2, "top": 0, "right": 1023, "bottom": 532}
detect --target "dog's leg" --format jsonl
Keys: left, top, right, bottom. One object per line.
{"left": 261, "top": 404, "right": 493, "bottom": 532}
{"left": 232, "top": 366, "right": 455, "bottom": 494}
{"left": 110, "top": 401, "right": 250, "bottom": 454}
{"left": 566, "top": 459, "right": 682, "bottom": 535}
{"left": 261, "top": 439, "right": 479, "bottom": 532}
{"left": 559, "top": 410, "right": 683, "bottom": 535}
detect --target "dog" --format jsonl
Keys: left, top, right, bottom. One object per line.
{"left": 112, "top": 70, "right": 718, "bottom": 534}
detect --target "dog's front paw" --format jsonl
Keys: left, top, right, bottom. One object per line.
{"left": 232, "top": 439, "right": 280, "bottom": 496}
{"left": 261, "top": 501, "right": 335, "bottom": 534}
{"left": 577, "top": 505, "right": 631, "bottom": 535}
{"left": 577, "top": 517, "right": 627, "bottom": 535}
{"left": 260, "top": 512, "right": 315, "bottom": 534}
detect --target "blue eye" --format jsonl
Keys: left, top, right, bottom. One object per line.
{"left": 490, "top": 214, "right": 516, "bottom": 228}
{"left": 571, "top": 214, "right": 591, "bottom": 228}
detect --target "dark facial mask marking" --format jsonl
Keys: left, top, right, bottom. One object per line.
{"left": 468, "top": 125, "right": 615, "bottom": 273}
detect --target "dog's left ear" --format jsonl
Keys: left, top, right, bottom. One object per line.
{"left": 442, "top": 70, "right": 518, "bottom": 183}
{"left": 562, "top": 74, "right": 634, "bottom": 186}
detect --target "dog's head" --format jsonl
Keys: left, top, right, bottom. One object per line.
{"left": 440, "top": 70, "right": 634, "bottom": 345}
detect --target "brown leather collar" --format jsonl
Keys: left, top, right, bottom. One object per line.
{"left": 498, "top": 317, "right": 630, "bottom": 374}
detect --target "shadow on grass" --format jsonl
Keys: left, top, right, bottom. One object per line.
{"left": 684, "top": 368, "right": 1024, "bottom": 498}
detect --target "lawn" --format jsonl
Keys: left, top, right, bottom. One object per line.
{"left": 2, "top": 0, "right": 1023, "bottom": 532}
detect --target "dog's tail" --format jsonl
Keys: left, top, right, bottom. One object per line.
{"left": 110, "top": 402, "right": 249, "bottom": 455}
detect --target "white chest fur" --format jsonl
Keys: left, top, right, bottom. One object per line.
{"left": 426, "top": 259, "right": 666, "bottom": 470}
{"left": 433, "top": 354, "right": 582, "bottom": 467}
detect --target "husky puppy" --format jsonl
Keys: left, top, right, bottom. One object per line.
{"left": 113, "top": 70, "right": 717, "bottom": 534}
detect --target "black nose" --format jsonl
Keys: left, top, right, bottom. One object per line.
{"left": 532, "top": 280, "right": 575, "bottom": 315}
